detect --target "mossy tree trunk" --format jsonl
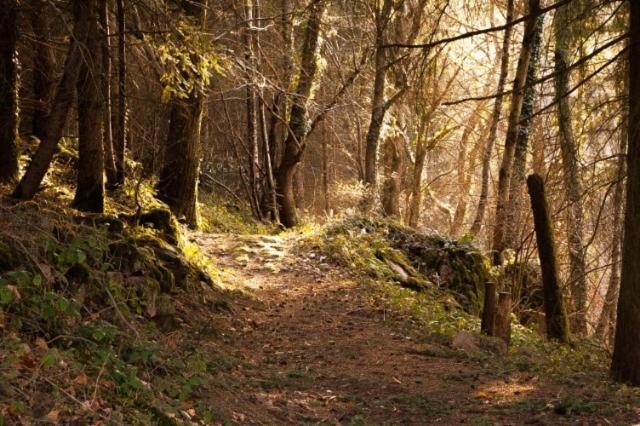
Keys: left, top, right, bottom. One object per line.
{"left": 527, "top": 173, "right": 570, "bottom": 343}
{"left": 611, "top": 0, "right": 640, "bottom": 385}
{"left": 12, "top": 0, "right": 91, "bottom": 200}
{"left": 275, "top": 0, "right": 326, "bottom": 227}
{"left": 73, "top": 0, "right": 105, "bottom": 213}
{"left": 554, "top": 1, "right": 588, "bottom": 335}
{"left": 0, "top": 0, "right": 20, "bottom": 183}
{"left": 506, "top": 15, "right": 544, "bottom": 247}
{"left": 157, "top": 0, "right": 208, "bottom": 229}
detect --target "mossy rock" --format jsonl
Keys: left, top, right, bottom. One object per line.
{"left": 327, "top": 218, "right": 489, "bottom": 314}
{"left": 137, "top": 209, "right": 181, "bottom": 246}
{"left": 0, "top": 240, "right": 17, "bottom": 272}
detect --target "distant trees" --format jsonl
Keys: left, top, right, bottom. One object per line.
{"left": 0, "top": 0, "right": 19, "bottom": 183}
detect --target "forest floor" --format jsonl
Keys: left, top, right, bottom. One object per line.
{"left": 184, "top": 231, "right": 640, "bottom": 425}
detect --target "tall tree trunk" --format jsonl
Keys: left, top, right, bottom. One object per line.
{"left": 275, "top": 0, "right": 326, "bottom": 227}
{"left": 13, "top": 0, "right": 92, "bottom": 199}
{"left": 0, "top": 0, "right": 20, "bottom": 183}
{"left": 30, "top": 0, "right": 56, "bottom": 142}
{"left": 484, "top": 0, "right": 540, "bottom": 336}
{"left": 244, "top": 0, "right": 262, "bottom": 218}
{"left": 73, "top": 0, "right": 105, "bottom": 213}
{"left": 554, "top": 3, "right": 588, "bottom": 335}
{"left": 527, "top": 174, "right": 570, "bottom": 343}
{"left": 611, "top": 0, "right": 640, "bottom": 385}
{"left": 113, "top": 0, "right": 127, "bottom": 186}
{"left": 157, "top": 0, "right": 207, "bottom": 228}
{"left": 100, "top": 0, "right": 118, "bottom": 188}
{"left": 469, "top": 0, "right": 515, "bottom": 237}
{"left": 407, "top": 130, "right": 427, "bottom": 227}
{"left": 506, "top": 15, "right": 544, "bottom": 247}
{"left": 363, "top": 0, "right": 394, "bottom": 191}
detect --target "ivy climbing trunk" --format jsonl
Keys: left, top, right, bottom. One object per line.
{"left": 73, "top": 0, "right": 105, "bottom": 213}
{"left": 554, "top": 1, "right": 588, "bottom": 335}
{"left": 0, "top": 0, "right": 20, "bottom": 183}
{"left": 275, "top": 0, "right": 326, "bottom": 227}
{"left": 13, "top": 0, "right": 91, "bottom": 200}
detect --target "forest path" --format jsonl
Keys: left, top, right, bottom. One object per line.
{"left": 186, "top": 232, "right": 621, "bottom": 425}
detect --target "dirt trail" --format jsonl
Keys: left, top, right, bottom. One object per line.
{"left": 187, "top": 232, "right": 636, "bottom": 425}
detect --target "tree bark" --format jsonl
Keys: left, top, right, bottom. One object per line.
{"left": 469, "top": 0, "right": 514, "bottom": 237}
{"left": 13, "top": 0, "right": 92, "bottom": 199}
{"left": 113, "top": 0, "right": 127, "bottom": 186}
{"left": 363, "top": 0, "right": 394, "bottom": 191}
{"left": 484, "top": 0, "right": 540, "bottom": 337}
{"left": 527, "top": 174, "right": 570, "bottom": 343}
{"left": 491, "top": 0, "right": 540, "bottom": 266}
{"left": 611, "top": 0, "right": 640, "bottom": 384}
{"left": 0, "top": 0, "right": 20, "bottom": 183}
{"left": 73, "top": 0, "right": 105, "bottom": 213}
{"left": 100, "top": 0, "right": 118, "bottom": 188}
{"left": 275, "top": 0, "right": 326, "bottom": 227}
{"left": 506, "top": 15, "right": 544, "bottom": 247}
{"left": 30, "top": 0, "right": 56, "bottom": 143}
{"left": 381, "top": 136, "right": 403, "bottom": 219}
{"left": 554, "top": 1, "right": 588, "bottom": 335}
{"left": 157, "top": 0, "right": 207, "bottom": 229}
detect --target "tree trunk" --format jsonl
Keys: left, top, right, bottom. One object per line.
{"left": 0, "top": 0, "right": 20, "bottom": 183}
{"left": 73, "top": 0, "right": 105, "bottom": 213}
{"left": 554, "top": 2, "right": 588, "bottom": 335}
{"left": 611, "top": 0, "right": 640, "bottom": 383}
{"left": 12, "top": 0, "right": 92, "bottom": 200}
{"left": 157, "top": 0, "right": 207, "bottom": 229}
{"left": 484, "top": 0, "right": 540, "bottom": 337}
{"left": 30, "top": 0, "right": 56, "bottom": 143}
{"left": 527, "top": 174, "right": 570, "bottom": 343}
{"left": 505, "top": 15, "right": 544, "bottom": 247}
{"left": 491, "top": 0, "right": 540, "bottom": 266}
{"left": 407, "top": 130, "right": 427, "bottom": 227}
{"left": 113, "top": 0, "right": 127, "bottom": 186}
{"left": 275, "top": 0, "right": 326, "bottom": 228}
{"left": 469, "top": 0, "right": 514, "bottom": 237}
{"left": 100, "top": 0, "right": 118, "bottom": 188}
{"left": 244, "top": 0, "right": 262, "bottom": 218}
{"left": 596, "top": 57, "right": 628, "bottom": 345}
{"left": 381, "top": 136, "right": 403, "bottom": 219}
{"left": 363, "top": 0, "right": 394, "bottom": 191}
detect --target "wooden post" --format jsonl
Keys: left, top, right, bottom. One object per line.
{"left": 481, "top": 281, "right": 497, "bottom": 335}
{"left": 526, "top": 173, "right": 570, "bottom": 342}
